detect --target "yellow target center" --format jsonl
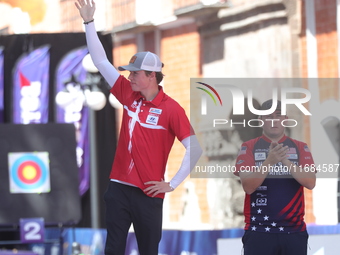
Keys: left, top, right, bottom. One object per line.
{"left": 22, "top": 166, "right": 37, "bottom": 180}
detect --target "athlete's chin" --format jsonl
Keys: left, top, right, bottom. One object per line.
{"left": 130, "top": 85, "right": 140, "bottom": 92}
{"left": 264, "top": 128, "right": 279, "bottom": 134}
{"left": 265, "top": 128, "right": 284, "bottom": 136}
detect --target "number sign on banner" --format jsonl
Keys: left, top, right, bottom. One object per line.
{"left": 20, "top": 218, "right": 45, "bottom": 243}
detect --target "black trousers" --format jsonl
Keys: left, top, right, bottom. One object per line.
{"left": 104, "top": 181, "right": 163, "bottom": 255}
{"left": 242, "top": 230, "right": 309, "bottom": 255}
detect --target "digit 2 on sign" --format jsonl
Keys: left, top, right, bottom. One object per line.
{"left": 20, "top": 218, "right": 45, "bottom": 243}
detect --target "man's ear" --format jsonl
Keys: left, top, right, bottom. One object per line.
{"left": 150, "top": 71, "right": 156, "bottom": 78}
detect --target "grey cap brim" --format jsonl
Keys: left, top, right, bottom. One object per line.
{"left": 118, "top": 65, "right": 142, "bottom": 71}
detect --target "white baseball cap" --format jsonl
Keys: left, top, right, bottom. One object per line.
{"left": 118, "top": 51, "right": 163, "bottom": 72}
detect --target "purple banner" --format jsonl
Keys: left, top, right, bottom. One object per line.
{"left": 0, "top": 47, "right": 3, "bottom": 123}
{"left": 55, "top": 47, "right": 90, "bottom": 195}
{"left": 12, "top": 45, "right": 50, "bottom": 124}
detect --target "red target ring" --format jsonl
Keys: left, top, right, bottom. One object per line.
{"left": 17, "top": 160, "right": 42, "bottom": 184}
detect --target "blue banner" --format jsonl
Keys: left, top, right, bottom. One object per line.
{"left": 55, "top": 47, "right": 90, "bottom": 195}
{"left": 0, "top": 47, "right": 3, "bottom": 123}
{"left": 28, "top": 225, "right": 340, "bottom": 255}
{"left": 12, "top": 45, "right": 50, "bottom": 124}
{"left": 50, "top": 227, "right": 245, "bottom": 255}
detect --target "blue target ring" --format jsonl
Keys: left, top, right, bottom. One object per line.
{"left": 11, "top": 154, "right": 48, "bottom": 190}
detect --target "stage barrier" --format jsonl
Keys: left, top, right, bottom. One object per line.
{"left": 22, "top": 224, "right": 340, "bottom": 255}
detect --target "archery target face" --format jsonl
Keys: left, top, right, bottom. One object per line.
{"left": 8, "top": 152, "right": 51, "bottom": 194}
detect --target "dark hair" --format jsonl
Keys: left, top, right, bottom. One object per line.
{"left": 144, "top": 63, "right": 165, "bottom": 84}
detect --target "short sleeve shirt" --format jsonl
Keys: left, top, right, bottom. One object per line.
{"left": 234, "top": 135, "right": 315, "bottom": 233}
{"left": 110, "top": 75, "right": 193, "bottom": 198}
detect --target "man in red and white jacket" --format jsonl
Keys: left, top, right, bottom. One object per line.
{"left": 75, "top": 1, "right": 203, "bottom": 255}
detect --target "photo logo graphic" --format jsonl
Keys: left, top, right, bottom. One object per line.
{"left": 198, "top": 84, "right": 311, "bottom": 116}
{"left": 194, "top": 80, "right": 312, "bottom": 129}
{"left": 196, "top": 82, "right": 223, "bottom": 115}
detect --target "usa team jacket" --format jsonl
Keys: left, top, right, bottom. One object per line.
{"left": 235, "top": 135, "right": 315, "bottom": 233}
